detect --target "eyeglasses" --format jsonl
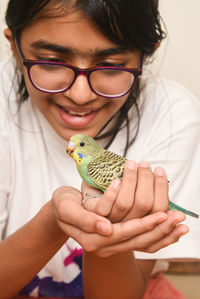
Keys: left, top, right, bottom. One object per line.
{"left": 15, "top": 36, "right": 144, "bottom": 98}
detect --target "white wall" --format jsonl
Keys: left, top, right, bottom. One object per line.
{"left": 158, "top": 0, "right": 200, "bottom": 99}
{"left": 0, "top": 0, "right": 200, "bottom": 98}
{"left": 0, "top": 0, "right": 9, "bottom": 61}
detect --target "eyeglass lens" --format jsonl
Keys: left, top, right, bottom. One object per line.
{"left": 29, "top": 64, "right": 135, "bottom": 96}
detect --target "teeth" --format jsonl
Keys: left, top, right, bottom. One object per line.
{"left": 59, "top": 105, "right": 93, "bottom": 116}
{"left": 68, "top": 110, "right": 92, "bottom": 116}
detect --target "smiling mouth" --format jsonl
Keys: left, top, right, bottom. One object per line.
{"left": 58, "top": 104, "right": 96, "bottom": 116}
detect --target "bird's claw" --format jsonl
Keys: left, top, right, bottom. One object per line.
{"left": 81, "top": 193, "right": 102, "bottom": 208}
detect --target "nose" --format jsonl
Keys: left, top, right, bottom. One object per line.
{"left": 63, "top": 73, "right": 97, "bottom": 104}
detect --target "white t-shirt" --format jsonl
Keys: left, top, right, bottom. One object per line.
{"left": 1, "top": 60, "right": 200, "bottom": 297}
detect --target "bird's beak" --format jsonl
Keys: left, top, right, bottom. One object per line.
{"left": 66, "top": 141, "right": 76, "bottom": 157}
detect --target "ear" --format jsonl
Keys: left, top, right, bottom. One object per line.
{"left": 155, "top": 41, "right": 161, "bottom": 50}
{"left": 4, "top": 28, "right": 23, "bottom": 71}
{"left": 4, "top": 28, "right": 21, "bottom": 61}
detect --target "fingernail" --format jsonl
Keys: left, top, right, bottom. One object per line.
{"left": 156, "top": 167, "right": 165, "bottom": 176}
{"left": 96, "top": 222, "right": 110, "bottom": 235}
{"left": 180, "top": 225, "right": 189, "bottom": 235}
{"left": 112, "top": 179, "right": 121, "bottom": 190}
{"left": 139, "top": 161, "right": 150, "bottom": 168}
{"left": 127, "top": 160, "right": 137, "bottom": 170}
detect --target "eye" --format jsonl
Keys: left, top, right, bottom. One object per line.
{"left": 79, "top": 142, "right": 85, "bottom": 147}
{"left": 97, "top": 62, "right": 125, "bottom": 67}
{"left": 36, "top": 56, "right": 66, "bottom": 63}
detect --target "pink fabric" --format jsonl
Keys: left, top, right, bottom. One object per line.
{"left": 142, "top": 272, "right": 186, "bottom": 299}
{"left": 23, "top": 297, "right": 82, "bottom": 299}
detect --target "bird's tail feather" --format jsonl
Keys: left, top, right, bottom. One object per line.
{"left": 169, "top": 200, "right": 199, "bottom": 219}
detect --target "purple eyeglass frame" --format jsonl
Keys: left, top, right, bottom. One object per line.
{"left": 15, "top": 35, "right": 144, "bottom": 98}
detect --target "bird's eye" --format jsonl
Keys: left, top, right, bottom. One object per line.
{"left": 79, "top": 142, "right": 85, "bottom": 147}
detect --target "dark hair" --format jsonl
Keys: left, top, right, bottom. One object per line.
{"left": 5, "top": 0, "right": 166, "bottom": 155}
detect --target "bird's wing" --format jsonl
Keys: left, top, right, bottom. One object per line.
{"left": 88, "top": 150, "right": 127, "bottom": 191}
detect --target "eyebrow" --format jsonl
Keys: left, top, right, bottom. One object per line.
{"left": 30, "top": 40, "right": 129, "bottom": 57}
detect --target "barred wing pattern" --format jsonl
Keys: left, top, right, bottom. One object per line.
{"left": 87, "top": 150, "right": 127, "bottom": 191}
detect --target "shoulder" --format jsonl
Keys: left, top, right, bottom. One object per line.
{"left": 0, "top": 59, "right": 19, "bottom": 129}
{"left": 123, "top": 77, "right": 200, "bottom": 162}
{"left": 138, "top": 77, "right": 200, "bottom": 134}
{"left": 0, "top": 58, "right": 17, "bottom": 89}
{"left": 0, "top": 58, "right": 18, "bottom": 101}
{"left": 110, "top": 77, "right": 200, "bottom": 156}
{"left": 139, "top": 77, "right": 200, "bottom": 116}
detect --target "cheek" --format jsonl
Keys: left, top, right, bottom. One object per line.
{"left": 22, "top": 69, "right": 48, "bottom": 107}
{"left": 107, "top": 95, "right": 128, "bottom": 115}
{"left": 23, "top": 70, "right": 36, "bottom": 96}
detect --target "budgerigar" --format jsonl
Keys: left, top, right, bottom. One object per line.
{"left": 66, "top": 134, "right": 199, "bottom": 219}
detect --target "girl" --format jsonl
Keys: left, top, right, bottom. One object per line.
{"left": 1, "top": 0, "right": 200, "bottom": 298}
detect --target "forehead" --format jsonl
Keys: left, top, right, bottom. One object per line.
{"left": 21, "top": 9, "right": 119, "bottom": 54}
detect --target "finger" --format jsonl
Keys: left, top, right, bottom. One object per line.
{"left": 109, "top": 160, "right": 137, "bottom": 222}
{"left": 82, "top": 179, "right": 121, "bottom": 216}
{"left": 111, "top": 211, "right": 168, "bottom": 242}
{"left": 97, "top": 223, "right": 188, "bottom": 257}
{"left": 132, "top": 210, "right": 186, "bottom": 249}
{"left": 53, "top": 186, "right": 82, "bottom": 204}
{"left": 146, "top": 224, "right": 189, "bottom": 253}
{"left": 54, "top": 190, "right": 112, "bottom": 236}
{"left": 60, "top": 211, "right": 168, "bottom": 252}
{"left": 56, "top": 222, "right": 108, "bottom": 252}
{"left": 152, "top": 167, "right": 169, "bottom": 213}
{"left": 95, "top": 211, "right": 187, "bottom": 257}
{"left": 132, "top": 161, "right": 154, "bottom": 218}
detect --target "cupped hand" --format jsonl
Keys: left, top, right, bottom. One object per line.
{"left": 95, "top": 210, "right": 188, "bottom": 257}
{"left": 54, "top": 198, "right": 188, "bottom": 256}
{"left": 52, "top": 186, "right": 113, "bottom": 237}
{"left": 52, "top": 186, "right": 188, "bottom": 257}
{"left": 81, "top": 160, "right": 169, "bottom": 222}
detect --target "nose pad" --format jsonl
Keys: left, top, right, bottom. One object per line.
{"left": 63, "top": 74, "right": 97, "bottom": 104}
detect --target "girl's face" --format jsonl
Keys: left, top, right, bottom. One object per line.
{"left": 12, "top": 10, "right": 141, "bottom": 140}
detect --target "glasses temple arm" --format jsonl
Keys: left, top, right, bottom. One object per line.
{"left": 139, "top": 53, "right": 145, "bottom": 70}
{"left": 14, "top": 34, "right": 25, "bottom": 63}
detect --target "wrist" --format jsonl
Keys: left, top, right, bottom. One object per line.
{"left": 38, "top": 199, "right": 68, "bottom": 242}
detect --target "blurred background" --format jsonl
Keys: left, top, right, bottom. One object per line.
{"left": 0, "top": 1, "right": 200, "bottom": 297}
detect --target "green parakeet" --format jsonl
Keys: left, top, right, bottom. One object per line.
{"left": 66, "top": 134, "right": 199, "bottom": 219}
